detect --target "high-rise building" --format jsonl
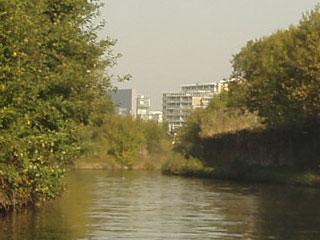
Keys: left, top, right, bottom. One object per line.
{"left": 111, "top": 88, "right": 137, "bottom": 118}
{"left": 162, "top": 82, "right": 219, "bottom": 132}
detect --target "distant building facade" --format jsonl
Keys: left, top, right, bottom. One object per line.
{"left": 136, "top": 95, "right": 151, "bottom": 120}
{"left": 148, "top": 111, "right": 163, "bottom": 123}
{"left": 111, "top": 89, "right": 163, "bottom": 123}
{"left": 162, "top": 82, "right": 219, "bottom": 132}
{"left": 181, "top": 82, "right": 218, "bottom": 93}
{"left": 111, "top": 88, "right": 137, "bottom": 118}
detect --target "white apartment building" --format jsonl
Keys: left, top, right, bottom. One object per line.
{"left": 136, "top": 95, "right": 151, "bottom": 120}
{"left": 148, "top": 111, "right": 163, "bottom": 123}
{"left": 162, "top": 82, "right": 219, "bottom": 132}
{"left": 181, "top": 82, "right": 218, "bottom": 93}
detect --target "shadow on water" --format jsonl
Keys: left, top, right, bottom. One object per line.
{"left": 1, "top": 170, "right": 320, "bottom": 240}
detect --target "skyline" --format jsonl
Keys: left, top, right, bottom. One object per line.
{"left": 99, "top": 0, "right": 319, "bottom": 110}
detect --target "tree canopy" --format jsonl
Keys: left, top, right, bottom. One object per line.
{"left": 232, "top": 5, "right": 320, "bottom": 130}
{"left": 0, "top": 0, "right": 115, "bottom": 210}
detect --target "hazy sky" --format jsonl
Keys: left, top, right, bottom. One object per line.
{"left": 99, "top": 0, "right": 319, "bottom": 110}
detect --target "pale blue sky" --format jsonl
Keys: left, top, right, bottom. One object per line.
{"left": 99, "top": 0, "right": 319, "bottom": 110}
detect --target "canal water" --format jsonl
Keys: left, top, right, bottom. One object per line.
{"left": 1, "top": 170, "right": 320, "bottom": 240}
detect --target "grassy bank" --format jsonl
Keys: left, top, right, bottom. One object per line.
{"left": 73, "top": 152, "right": 169, "bottom": 170}
{"left": 162, "top": 155, "right": 320, "bottom": 188}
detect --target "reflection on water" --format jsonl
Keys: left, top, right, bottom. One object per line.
{"left": 1, "top": 170, "right": 320, "bottom": 240}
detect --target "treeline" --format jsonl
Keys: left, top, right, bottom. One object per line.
{"left": 76, "top": 115, "right": 171, "bottom": 170}
{"left": 167, "top": 5, "right": 320, "bottom": 175}
{"left": 0, "top": 0, "right": 120, "bottom": 211}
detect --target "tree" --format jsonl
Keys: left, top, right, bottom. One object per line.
{"left": 101, "top": 115, "right": 145, "bottom": 168}
{"left": 232, "top": 4, "right": 320, "bottom": 130}
{"left": 0, "top": 0, "right": 116, "bottom": 211}
{"left": 140, "top": 120, "right": 167, "bottom": 153}
{"left": 176, "top": 108, "right": 205, "bottom": 158}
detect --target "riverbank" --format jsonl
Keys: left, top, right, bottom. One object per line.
{"left": 73, "top": 152, "right": 168, "bottom": 170}
{"left": 162, "top": 156, "right": 320, "bottom": 188}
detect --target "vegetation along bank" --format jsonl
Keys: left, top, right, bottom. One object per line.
{"left": 163, "top": 5, "right": 320, "bottom": 187}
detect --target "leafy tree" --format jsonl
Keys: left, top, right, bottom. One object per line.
{"left": 232, "top": 5, "right": 320, "bottom": 130}
{"left": 176, "top": 108, "right": 205, "bottom": 158}
{"left": 139, "top": 120, "right": 167, "bottom": 153}
{"left": 0, "top": 0, "right": 116, "bottom": 211}
{"left": 101, "top": 115, "right": 145, "bottom": 168}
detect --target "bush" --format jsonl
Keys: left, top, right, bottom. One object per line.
{"left": 77, "top": 116, "right": 171, "bottom": 169}
{"left": 162, "top": 154, "right": 204, "bottom": 176}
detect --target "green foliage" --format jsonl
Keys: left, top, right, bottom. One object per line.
{"left": 78, "top": 116, "right": 171, "bottom": 169}
{"left": 175, "top": 108, "right": 205, "bottom": 158}
{"left": 176, "top": 92, "right": 261, "bottom": 158}
{"left": 100, "top": 115, "right": 145, "bottom": 168}
{"left": 0, "top": 0, "right": 116, "bottom": 211}
{"left": 204, "top": 90, "right": 261, "bottom": 136}
{"left": 140, "top": 120, "right": 168, "bottom": 153}
{"left": 232, "top": 5, "right": 320, "bottom": 130}
{"left": 161, "top": 154, "right": 204, "bottom": 176}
